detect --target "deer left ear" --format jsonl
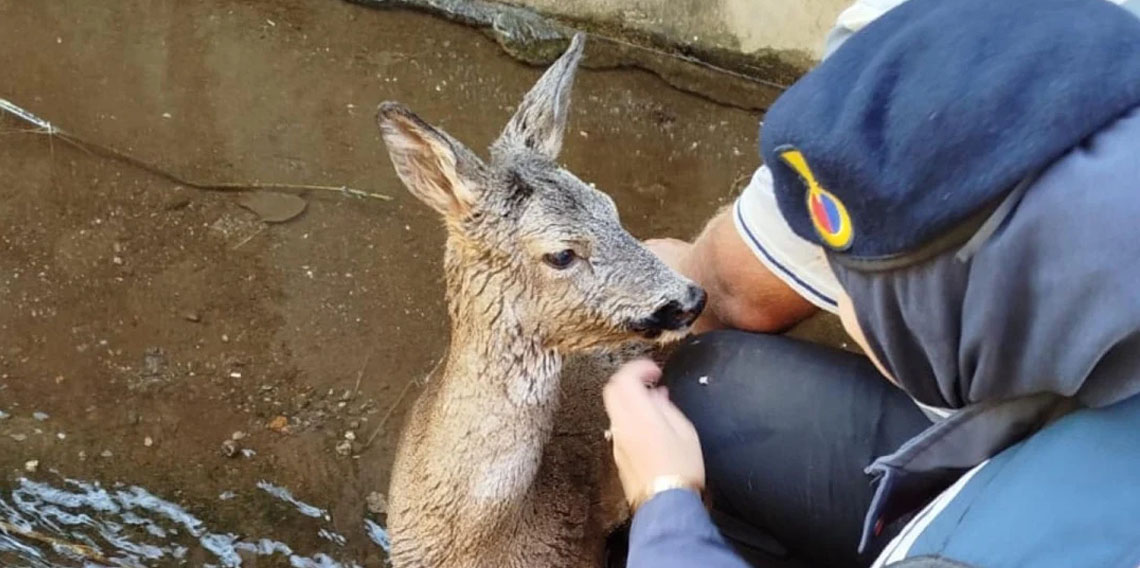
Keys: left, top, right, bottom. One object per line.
{"left": 378, "top": 102, "right": 488, "bottom": 219}
{"left": 493, "top": 33, "right": 586, "bottom": 161}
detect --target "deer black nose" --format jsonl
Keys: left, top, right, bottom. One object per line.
{"left": 632, "top": 285, "right": 708, "bottom": 337}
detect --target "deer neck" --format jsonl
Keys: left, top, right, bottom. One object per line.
{"left": 434, "top": 238, "right": 563, "bottom": 503}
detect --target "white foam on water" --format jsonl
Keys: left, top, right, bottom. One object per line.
{"left": 364, "top": 518, "right": 391, "bottom": 554}
{"left": 256, "top": 480, "right": 327, "bottom": 519}
{"left": 0, "top": 476, "right": 392, "bottom": 567}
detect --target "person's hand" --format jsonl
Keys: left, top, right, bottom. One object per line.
{"left": 603, "top": 359, "right": 705, "bottom": 509}
{"left": 645, "top": 238, "right": 695, "bottom": 279}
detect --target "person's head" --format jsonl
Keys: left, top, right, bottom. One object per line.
{"left": 763, "top": 0, "right": 1140, "bottom": 409}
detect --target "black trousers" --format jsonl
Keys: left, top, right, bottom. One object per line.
{"left": 662, "top": 331, "right": 931, "bottom": 568}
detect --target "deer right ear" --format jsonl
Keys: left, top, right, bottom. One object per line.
{"left": 377, "top": 102, "right": 486, "bottom": 219}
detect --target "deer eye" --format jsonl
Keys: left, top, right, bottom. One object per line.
{"left": 542, "top": 249, "right": 578, "bottom": 270}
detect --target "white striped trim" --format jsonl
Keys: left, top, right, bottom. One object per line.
{"left": 732, "top": 167, "right": 843, "bottom": 313}
{"left": 871, "top": 459, "right": 991, "bottom": 567}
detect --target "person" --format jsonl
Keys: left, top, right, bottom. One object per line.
{"left": 603, "top": 0, "right": 1140, "bottom": 566}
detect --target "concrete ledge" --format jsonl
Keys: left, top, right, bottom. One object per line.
{"left": 346, "top": 0, "right": 839, "bottom": 110}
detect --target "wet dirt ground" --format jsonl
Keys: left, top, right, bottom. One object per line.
{"left": 0, "top": 1, "right": 840, "bottom": 565}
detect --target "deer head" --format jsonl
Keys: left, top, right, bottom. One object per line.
{"left": 377, "top": 34, "right": 705, "bottom": 351}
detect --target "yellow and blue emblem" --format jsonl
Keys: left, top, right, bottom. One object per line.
{"left": 777, "top": 146, "right": 853, "bottom": 250}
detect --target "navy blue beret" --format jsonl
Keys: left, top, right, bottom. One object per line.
{"left": 761, "top": 0, "right": 1140, "bottom": 261}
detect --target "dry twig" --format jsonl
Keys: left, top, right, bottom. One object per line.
{"left": 0, "top": 98, "right": 392, "bottom": 202}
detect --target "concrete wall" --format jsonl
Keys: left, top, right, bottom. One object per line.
{"left": 501, "top": 0, "right": 849, "bottom": 65}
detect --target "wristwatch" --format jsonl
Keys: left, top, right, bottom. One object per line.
{"left": 632, "top": 474, "right": 704, "bottom": 511}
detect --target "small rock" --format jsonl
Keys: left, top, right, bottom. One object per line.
{"left": 144, "top": 436, "right": 154, "bottom": 447}
{"left": 219, "top": 491, "right": 237, "bottom": 500}
{"left": 238, "top": 192, "right": 308, "bottom": 224}
{"left": 344, "top": 431, "right": 356, "bottom": 442}
{"left": 78, "top": 450, "right": 87, "bottom": 461}
{"left": 335, "top": 440, "right": 352, "bottom": 456}
{"left": 142, "top": 348, "right": 165, "bottom": 377}
{"left": 220, "top": 440, "right": 239, "bottom": 458}
{"left": 221, "top": 334, "right": 230, "bottom": 343}
{"left": 112, "top": 256, "right": 124, "bottom": 266}
{"left": 32, "top": 411, "right": 49, "bottom": 421}
{"left": 267, "top": 416, "right": 289, "bottom": 433}
{"left": 348, "top": 419, "right": 361, "bottom": 430}
{"left": 9, "top": 434, "right": 27, "bottom": 442}
{"left": 698, "top": 376, "right": 710, "bottom": 386}
{"left": 183, "top": 311, "right": 202, "bottom": 323}
{"left": 0, "top": 410, "right": 9, "bottom": 420}
{"left": 231, "top": 431, "right": 247, "bottom": 441}
{"left": 240, "top": 448, "right": 256, "bottom": 458}
{"left": 366, "top": 491, "right": 388, "bottom": 515}
{"left": 100, "top": 450, "right": 114, "bottom": 458}
{"left": 57, "top": 432, "right": 66, "bottom": 440}
{"left": 164, "top": 194, "right": 192, "bottom": 211}
{"left": 24, "top": 460, "right": 39, "bottom": 473}
{"left": 229, "top": 371, "right": 242, "bottom": 379}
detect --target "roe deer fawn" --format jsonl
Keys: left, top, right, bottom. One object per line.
{"left": 377, "top": 34, "right": 706, "bottom": 568}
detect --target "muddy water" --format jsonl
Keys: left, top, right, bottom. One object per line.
{"left": 0, "top": 0, "right": 797, "bottom": 565}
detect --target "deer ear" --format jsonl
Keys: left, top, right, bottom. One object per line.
{"left": 378, "top": 102, "right": 486, "bottom": 219}
{"left": 493, "top": 33, "right": 586, "bottom": 161}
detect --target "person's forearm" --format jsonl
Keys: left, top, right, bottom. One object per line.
{"left": 628, "top": 489, "right": 752, "bottom": 568}
{"left": 684, "top": 208, "right": 817, "bottom": 334}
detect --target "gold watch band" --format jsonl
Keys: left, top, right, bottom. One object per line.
{"left": 631, "top": 474, "right": 703, "bottom": 511}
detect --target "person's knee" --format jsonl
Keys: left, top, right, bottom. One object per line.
{"left": 663, "top": 331, "right": 796, "bottom": 433}
{"left": 662, "top": 330, "right": 875, "bottom": 446}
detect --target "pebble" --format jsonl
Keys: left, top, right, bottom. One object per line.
{"left": 78, "top": 450, "right": 87, "bottom": 461}
{"left": 334, "top": 440, "right": 352, "bottom": 456}
{"left": 698, "top": 376, "right": 710, "bottom": 385}
{"left": 183, "top": 311, "right": 202, "bottom": 323}
{"left": 366, "top": 491, "right": 388, "bottom": 515}
{"left": 221, "top": 440, "right": 239, "bottom": 458}
{"left": 348, "top": 419, "right": 361, "bottom": 430}
{"left": 24, "top": 460, "right": 39, "bottom": 473}
{"left": 100, "top": 450, "right": 114, "bottom": 458}
{"left": 144, "top": 436, "right": 154, "bottom": 447}
{"left": 0, "top": 410, "right": 9, "bottom": 420}
{"left": 10, "top": 434, "right": 27, "bottom": 442}
{"left": 32, "top": 411, "right": 49, "bottom": 421}
{"left": 268, "top": 416, "right": 289, "bottom": 433}
{"left": 231, "top": 431, "right": 248, "bottom": 441}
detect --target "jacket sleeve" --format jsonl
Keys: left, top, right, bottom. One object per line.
{"left": 627, "top": 489, "right": 752, "bottom": 568}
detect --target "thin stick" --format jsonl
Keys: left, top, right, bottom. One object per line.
{"left": 231, "top": 225, "right": 268, "bottom": 250}
{"left": 0, "top": 520, "right": 112, "bottom": 565}
{"left": 351, "top": 352, "right": 373, "bottom": 400}
{"left": 0, "top": 99, "right": 392, "bottom": 202}
{"left": 364, "top": 355, "right": 444, "bottom": 449}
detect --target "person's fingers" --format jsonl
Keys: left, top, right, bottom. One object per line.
{"left": 652, "top": 395, "right": 701, "bottom": 443}
{"left": 603, "top": 359, "right": 662, "bottom": 431}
